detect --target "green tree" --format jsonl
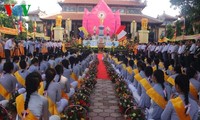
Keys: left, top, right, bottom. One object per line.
{"left": 185, "top": 18, "right": 194, "bottom": 35}
{"left": 36, "top": 26, "right": 41, "bottom": 33}
{"left": 4, "top": 0, "right": 16, "bottom": 4}
{"left": 0, "top": 0, "right": 17, "bottom": 12}
{"left": 170, "top": 0, "right": 200, "bottom": 34}
{"left": 175, "top": 21, "right": 182, "bottom": 36}
{"left": 0, "top": 13, "right": 16, "bottom": 28}
{"left": 166, "top": 25, "right": 175, "bottom": 39}
{"left": 170, "top": 0, "right": 200, "bottom": 19}
{"left": 16, "top": 32, "right": 27, "bottom": 40}
{"left": 27, "top": 21, "right": 33, "bottom": 33}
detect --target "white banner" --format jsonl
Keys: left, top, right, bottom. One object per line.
{"left": 105, "top": 41, "right": 119, "bottom": 47}
{"left": 83, "top": 40, "right": 119, "bottom": 47}
{"left": 83, "top": 40, "right": 98, "bottom": 47}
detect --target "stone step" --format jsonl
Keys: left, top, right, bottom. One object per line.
{"left": 89, "top": 80, "right": 124, "bottom": 120}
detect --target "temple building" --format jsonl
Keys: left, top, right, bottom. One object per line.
{"left": 41, "top": 0, "right": 162, "bottom": 41}
{"left": 157, "top": 12, "right": 177, "bottom": 39}
{"left": 28, "top": 7, "right": 47, "bottom": 32}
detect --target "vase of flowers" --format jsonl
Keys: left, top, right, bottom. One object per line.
{"left": 70, "top": 93, "right": 91, "bottom": 111}
{"left": 124, "top": 106, "right": 145, "bottom": 120}
{"left": 5, "top": 91, "right": 19, "bottom": 113}
{"left": 0, "top": 105, "right": 12, "bottom": 120}
{"left": 77, "top": 87, "right": 92, "bottom": 97}
{"left": 62, "top": 105, "right": 89, "bottom": 120}
{"left": 118, "top": 96, "right": 135, "bottom": 114}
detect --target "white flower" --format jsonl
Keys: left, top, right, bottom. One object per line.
{"left": 124, "top": 115, "right": 127, "bottom": 118}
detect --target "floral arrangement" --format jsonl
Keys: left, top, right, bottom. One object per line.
{"left": 103, "top": 59, "right": 118, "bottom": 83}
{"left": 119, "top": 96, "right": 135, "bottom": 113}
{"left": 0, "top": 91, "right": 19, "bottom": 120}
{"left": 6, "top": 91, "right": 19, "bottom": 112}
{"left": 104, "top": 57, "right": 145, "bottom": 120}
{"left": 63, "top": 56, "right": 98, "bottom": 119}
{"left": 62, "top": 105, "right": 89, "bottom": 120}
{"left": 0, "top": 105, "right": 12, "bottom": 120}
{"left": 82, "top": 59, "right": 98, "bottom": 89}
{"left": 83, "top": 77, "right": 97, "bottom": 89}
{"left": 124, "top": 106, "right": 145, "bottom": 120}
{"left": 115, "top": 80, "right": 132, "bottom": 98}
{"left": 69, "top": 93, "right": 90, "bottom": 111}
{"left": 115, "top": 79, "right": 136, "bottom": 114}
{"left": 77, "top": 87, "right": 92, "bottom": 97}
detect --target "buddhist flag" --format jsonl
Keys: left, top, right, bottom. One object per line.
{"left": 173, "top": 29, "right": 177, "bottom": 39}
{"left": 44, "top": 26, "right": 47, "bottom": 36}
{"left": 78, "top": 27, "right": 88, "bottom": 36}
{"left": 33, "top": 21, "right": 37, "bottom": 32}
{"left": 117, "top": 30, "right": 127, "bottom": 41}
{"left": 116, "top": 25, "right": 126, "bottom": 34}
{"left": 79, "top": 31, "right": 84, "bottom": 38}
{"left": 123, "top": 39, "right": 128, "bottom": 46}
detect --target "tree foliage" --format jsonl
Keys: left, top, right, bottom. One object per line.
{"left": 4, "top": 0, "right": 16, "bottom": 4}
{"left": 0, "top": 0, "right": 17, "bottom": 12}
{"left": 16, "top": 32, "right": 27, "bottom": 40}
{"left": 166, "top": 25, "right": 175, "bottom": 39}
{"left": 175, "top": 21, "right": 182, "bottom": 36}
{"left": 170, "top": 0, "right": 200, "bottom": 34}
{"left": 28, "top": 21, "right": 33, "bottom": 33}
{"left": 36, "top": 26, "right": 41, "bottom": 33}
{"left": 0, "top": 13, "right": 16, "bottom": 28}
{"left": 170, "top": 0, "right": 200, "bottom": 22}
{"left": 0, "top": 0, "right": 29, "bottom": 39}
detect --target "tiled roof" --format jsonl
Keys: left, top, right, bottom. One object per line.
{"left": 28, "top": 8, "right": 46, "bottom": 15}
{"left": 58, "top": 0, "right": 146, "bottom": 7}
{"left": 40, "top": 12, "right": 162, "bottom": 24}
{"left": 158, "top": 13, "right": 177, "bottom": 21}
{"left": 121, "top": 14, "right": 162, "bottom": 23}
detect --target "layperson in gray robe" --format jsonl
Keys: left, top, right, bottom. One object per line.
{"left": 0, "top": 62, "right": 18, "bottom": 101}
{"left": 137, "top": 66, "right": 154, "bottom": 109}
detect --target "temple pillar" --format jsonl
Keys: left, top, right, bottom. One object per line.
{"left": 65, "top": 18, "right": 72, "bottom": 40}
{"left": 131, "top": 20, "right": 137, "bottom": 39}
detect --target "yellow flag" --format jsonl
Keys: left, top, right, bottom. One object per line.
{"left": 123, "top": 39, "right": 127, "bottom": 46}
{"left": 78, "top": 38, "right": 82, "bottom": 44}
{"left": 34, "top": 21, "right": 37, "bottom": 28}
{"left": 78, "top": 27, "right": 88, "bottom": 36}
{"left": 33, "top": 21, "right": 37, "bottom": 32}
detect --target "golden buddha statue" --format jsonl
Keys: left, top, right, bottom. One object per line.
{"left": 141, "top": 18, "right": 148, "bottom": 30}
{"left": 98, "top": 12, "right": 106, "bottom": 25}
{"left": 56, "top": 15, "right": 62, "bottom": 27}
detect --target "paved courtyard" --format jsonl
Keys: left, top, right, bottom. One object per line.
{"left": 89, "top": 80, "right": 124, "bottom": 120}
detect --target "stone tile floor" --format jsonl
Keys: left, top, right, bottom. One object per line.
{"left": 89, "top": 80, "right": 124, "bottom": 120}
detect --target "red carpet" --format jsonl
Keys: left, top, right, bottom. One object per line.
{"left": 97, "top": 53, "right": 110, "bottom": 80}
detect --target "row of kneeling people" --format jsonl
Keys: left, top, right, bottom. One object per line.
{"left": 0, "top": 50, "right": 96, "bottom": 120}
{"left": 108, "top": 53, "right": 200, "bottom": 120}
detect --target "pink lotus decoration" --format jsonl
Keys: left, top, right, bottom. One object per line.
{"left": 82, "top": 0, "right": 121, "bottom": 37}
